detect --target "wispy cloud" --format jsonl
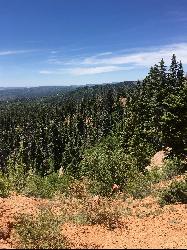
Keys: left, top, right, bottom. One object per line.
{"left": 39, "top": 66, "right": 133, "bottom": 76}
{"left": 0, "top": 49, "right": 35, "bottom": 56}
{"left": 39, "top": 70, "right": 54, "bottom": 75}
{"left": 46, "top": 51, "right": 113, "bottom": 66}
{"left": 70, "top": 65, "right": 133, "bottom": 75}
{"left": 80, "top": 43, "right": 187, "bottom": 67}
{"left": 41, "top": 42, "right": 187, "bottom": 76}
{"left": 92, "top": 51, "right": 113, "bottom": 57}
{"left": 49, "top": 43, "right": 187, "bottom": 68}
{"left": 50, "top": 50, "right": 58, "bottom": 54}
{"left": 39, "top": 69, "right": 67, "bottom": 75}
{"left": 46, "top": 58, "right": 64, "bottom": 64}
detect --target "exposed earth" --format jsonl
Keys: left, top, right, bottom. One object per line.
{"left": 0, "top": 150, "right": 187, "bottom": 249}
{"left": 0, "top": 189, "right": 187, "bottom": 249}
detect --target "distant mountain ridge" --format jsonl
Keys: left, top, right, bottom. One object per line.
{"left": 0, "top": 81, "right": 136, "bottom": 101}
{"left": 0, "top": 85, "right": 78, "bottom": 101}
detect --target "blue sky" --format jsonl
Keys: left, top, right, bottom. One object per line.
{"left": 0, "top": 0, "right": 187, "bottom": 87}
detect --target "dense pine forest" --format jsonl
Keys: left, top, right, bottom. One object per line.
{"left": 0, "top": 55, "right": 187, "bottom": 197}
{"left": 0, "top": 81, "right": 134, "bottom": 174}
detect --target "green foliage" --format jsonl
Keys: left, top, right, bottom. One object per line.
{"left": 125, "top": 136, "right": 156, "bottom": 172}
{"left": 159, "top": 178, "right": 187, "bottom": 206}
{"left": 0, "top": 82, "right": 132, "bottom": 176}
{"left": 14, "top": 207, "right": 68, "bottom": 249}
{"left": 1, "top": 156, "right": 72, "bottom": 198}
{"left": 161, "top": 156, "right": 187, "bottom": 179}
{"left": 125, "top": 172, "right": 152, "bottom": 199}
{"left": 80, "top": 135, "right": 138, "bottom": 196}
{"left": 145, "top": 155, "right": 187, "bottom": 185}
{"left": 80, "top": 134, "right": 154, "bottom": 198}
{"left": 24, "top": 172, "right": 72, "bottom": 199}
{"left": 121, "top": 55, "right": 187, "bottom": 160}
{"left": 7, "top": 159, "right": 28, "bottom": 193}
{"left": 161, "top": 81, "right": 187, "bottom": 154}
{"left": 146, "top": 168, "right": 164, "bottom": 184}
{"left": 0, "top": 172, "right": 10, "bottom": 197}
{"left": 0, "top": 54, "right": 187, "bottom": 202}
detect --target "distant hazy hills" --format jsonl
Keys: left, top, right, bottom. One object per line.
{"left": 0, "top": 85, "right": 79, "bottom": 101}
{"left": 0, "top": 81, "right": 136, "bottom": 101}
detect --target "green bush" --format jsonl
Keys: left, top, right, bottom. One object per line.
{"left": 79, "top": 134, "right": 154, "bottom": 198}
{"left": 145, "top": 156, "right": 187, "bottom": 185}
{"left": 14, "top": 207, "right": 68, "bottom": 249}
{"left": 0, "top": 173, "right": 10, "bottom": 198}
{"left": 125, "top": 172, "right": 152, "bottom": 199}
{"left": 1, "top": 156, "right": 72, "bottom": 199}
{"left": 7, "top": 161, "right": 28, "bottom": 193}
{"left": 146, "top": 168, "right": 163, "bottom": 184}
{"left": 80, "top": 135, "right": 139, "bottom": 196}
{"left": 161, "top": 156, "right": 187, "bottom": 179}
{"left": 159, "top": 178, "right": 187, "bottom": 206}
{"left": 0, "top": 159, "right": 26, "bottom": 197}
{"left": 24, "top": 172, "right": 72, "bottom": 199}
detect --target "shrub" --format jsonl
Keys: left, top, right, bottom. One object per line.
{"left": 2, "top": 156, "right": 72, "bottom": 198}
{"left": 7, "top": 161, "right": 28, "bottom": 193}
{"left": 67, "top": 178, "right": 88, "bottom": 199}
{"left": 0, "top": 173, "right": 10, "bottom": 197}
{"left": 146, "top": 168, "right": 163, "bottom": 184}
{"left": 82, "top": 197, "right": 124, "bottom": 230}
{"left": 159, "top": 178, "right": 187, "bottom": 206}
{"left": 24, "top": 172, "right": 72, "bottom": 199}
{"left": 57, "top": 182, "right": 125, "bottom": 230}
{"left": 161, "top": 156, "right": 187, "bottom": 179}
{"left": 80, "top": 135, "right": 138, "bottom": 196}
{"left": 146, "top": 155, "right": 187, "bottom": 184}
{"left": 79, "top": 134, "right": 154, "bottom": 198}
{"left": 0, "top": 159, "right": 27, "bottom": 197}
{"left": 124, "top": 171, "right": 152, "bottom": 199}
{"left": 14, "top": 207, "right": 69, "bottom": 249}
{"left": 71, "top": 212, "right": 88, "bottom": 225}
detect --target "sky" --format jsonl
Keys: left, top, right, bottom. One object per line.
{"left": 0, "top": 0, "right": 187, "bottom": 87}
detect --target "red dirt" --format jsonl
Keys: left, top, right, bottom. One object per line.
{"left": 0, "top": 193, "right": 187, "bottom": 249}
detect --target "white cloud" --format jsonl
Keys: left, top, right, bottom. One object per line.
{"left": 39, "top": 70, "right": 54, "bottom": 74}
{"left": 0, "top": 49, "right": 34, "bottom": 56}
{"left": 39, "top": 66, "right": 133, "bottom": 76}
{"left": 81, "top": 43, "right": 187, "bottom": 67}
{"left": 39, "top": 69, "right": 68, "bottom": 75}
{"left": 92, "top": 51, "right": 113, "bottom": 57}
{"left": 50, "top": 50, "right": 58, "bottom": 54}
{"left": 70, "top": 66, "right": 133, "bottom": 75}
{"left": 41, "top": 42, "right": 187, "bottom": 76}
{"left": 47, "top": 58, "right": 64, "bottom": 64}
{"left": 46, "top": 52, "right": 113, "bottom": 66}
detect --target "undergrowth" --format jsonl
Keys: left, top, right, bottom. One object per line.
{"left": 159, "top": 177, "right": 187, "bottom": 206}
{"left": 14, "top": 207, "right": 69, "bottom": 249}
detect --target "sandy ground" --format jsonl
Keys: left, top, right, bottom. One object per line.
{"left": 0, "top": 192, "right": 187, "bottom": 249}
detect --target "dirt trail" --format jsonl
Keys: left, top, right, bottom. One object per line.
{"left": 0, "top": 193, "right": 187, "bottom": 249}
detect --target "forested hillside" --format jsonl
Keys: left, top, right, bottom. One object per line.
{"left": 0, "top": 85, "right": 78, "bottom": 101}
{"left": 0, "top": 81, "right": 134, "bottom": 175}
{"left": 0, "top": 55, "right": 187, "bottom": 249}
{"left": 0, "top": 56, "right": 186, "bottom": 186}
